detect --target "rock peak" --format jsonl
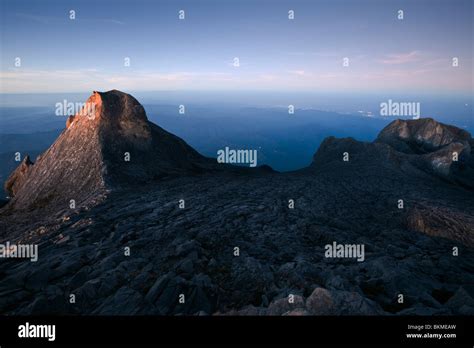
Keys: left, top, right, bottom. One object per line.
{"left": 376, "top": 118, "right": 472, "bottom": 154}
{"left": 311, "top": 118, "right": 473, "bottom": 186}
{"left": 3, "top": 90, "right": 212, "bottom": 211}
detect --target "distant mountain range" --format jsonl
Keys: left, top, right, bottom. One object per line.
{"left": 0, "top": 90, "right": 472, "bottom": 315}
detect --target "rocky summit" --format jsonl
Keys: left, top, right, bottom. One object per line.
{"left": 0, "top": 90, "right": 473, "bottom": 316}
{"left": 3, "top": 90, "right": 222, "bottom": 213}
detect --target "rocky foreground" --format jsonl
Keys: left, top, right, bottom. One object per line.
{"left": 0, "top": 90, "right": 473, "bottom": 315}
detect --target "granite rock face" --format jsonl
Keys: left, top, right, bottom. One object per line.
{"left": 376, "top": 118, "right": 472, "bottom": 154}
{"left": 0, "top": 91, "right": 472, "bottom": 316}
{"left": 5, "top": 155, "right": 33, "bottom": 198}
{"left": 3, "top": 90, "right": 219, "bottom": 212}
{"left": 376, "top": 118, "right": 474, "bottom": 183}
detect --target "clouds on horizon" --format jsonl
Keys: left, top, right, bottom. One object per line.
{"left": 1, "top": 49, "right": 470, "bottom": 94}
{"left": 0, "top": 0, "right": 472, "bottom": 94}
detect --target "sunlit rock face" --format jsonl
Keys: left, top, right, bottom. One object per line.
{"left": 3, "top": 90, "right": 216, "bottom": 211}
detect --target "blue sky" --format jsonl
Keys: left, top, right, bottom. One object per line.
{"left": 0, "top": 0, "right": 472, "bottom": 94}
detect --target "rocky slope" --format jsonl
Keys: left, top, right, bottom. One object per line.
{"left": 0, "top": 90, "right": 473, "bottom": 316}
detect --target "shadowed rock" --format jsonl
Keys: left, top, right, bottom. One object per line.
{"left": 5, "top": 155, "right": 33, "bottom": 198}
{"left": 376, "top": 118, "right": 473, "bottom": 181}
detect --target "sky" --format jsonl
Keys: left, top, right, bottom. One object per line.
{"left": 0, "top": 0, "right": 472, "bottom": 95}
